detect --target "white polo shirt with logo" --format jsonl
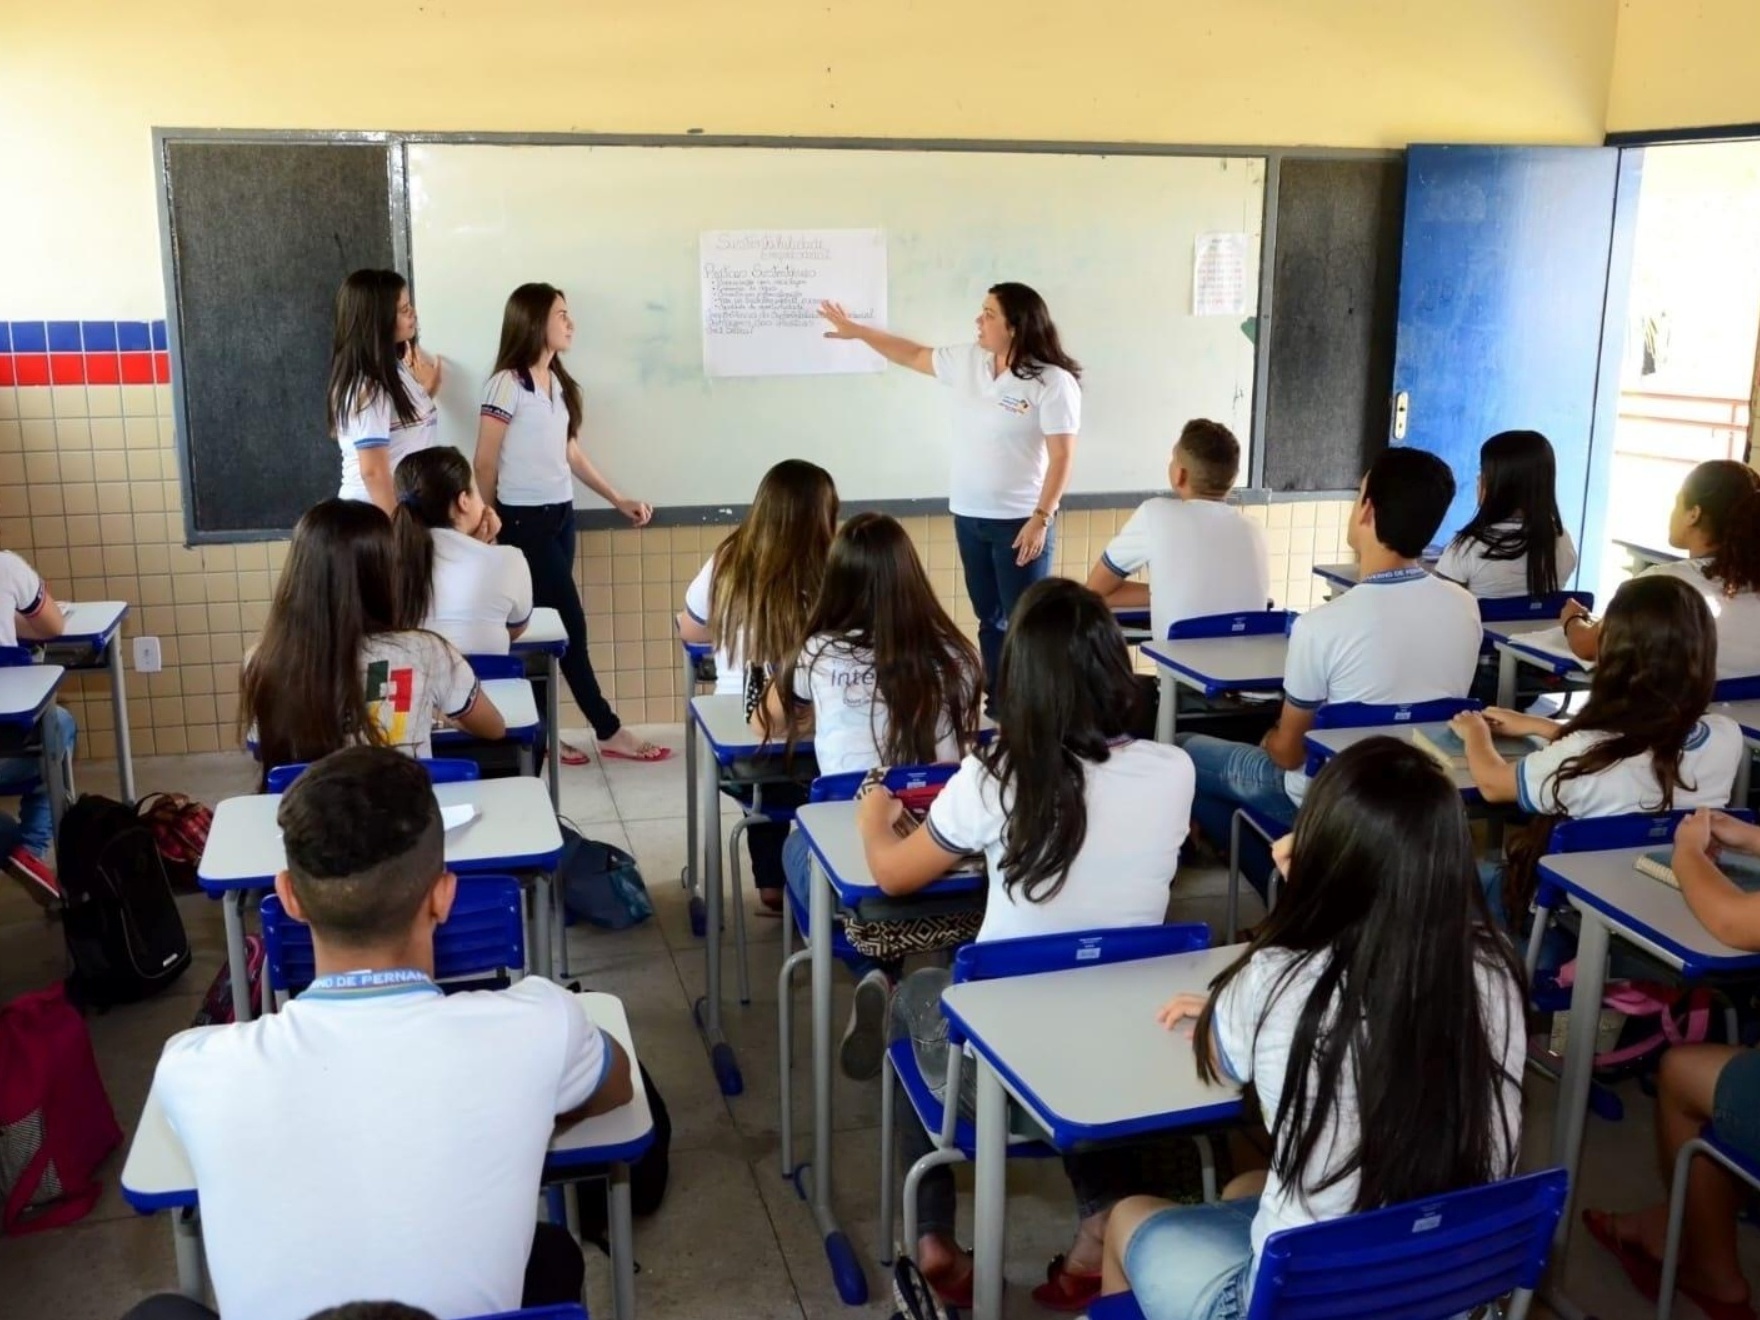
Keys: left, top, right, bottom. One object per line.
{"left": 932, "top": 342, "right": 1081, "bottom": 519}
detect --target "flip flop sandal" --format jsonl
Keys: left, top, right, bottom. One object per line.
{"left": 1030, "top": 1254, "right": 1102, "bottom": 1312}
{"left": 1582, "top": 1209, "right": 1663, "bottom": 1303}
{"left": 600, "top": 743, "right": 673, "bottom": 763}
{"left": 926, "top": 1256, "right": 974, "bottom": 1310}
{"left": 559, "top": 743, "right": 592, "bottom": 766}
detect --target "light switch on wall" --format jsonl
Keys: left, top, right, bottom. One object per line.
{"left": 132, "top": 635, "right": 162, "bottom": 674}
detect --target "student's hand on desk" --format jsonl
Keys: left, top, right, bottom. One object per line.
{"left": 1675, "top": 808, "right": 1720, "bottom": 866}
{"left": 1708, "top": 810, "right": 1760, "bottom": 854}
{"left": 1559, "top": 598, "right": 1590, "bottom": 626}
{"left": 1448, "top": 710, "right": 1495, "bottom": 751}
{"left": 614, "top": 497, "right": 653, "bottom": 528}
{"left": 1479, "top": 706, "right": 1548, "bottom": 740}
{"left": 1155, "top": 992, "right": 1209, "bottom": 1038}
{"left": 856, "top": 785, "right": 904, "bottom": 835}
{"left": 1012, "top": 517, "right": 1049, "bottom": 566}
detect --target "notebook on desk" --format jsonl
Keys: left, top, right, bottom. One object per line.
{"left": 1411, "top": 726, "right": 1537, "bottom": 772}
{"left": 1635, "top": 847, "right": 1760, "bottom": 893}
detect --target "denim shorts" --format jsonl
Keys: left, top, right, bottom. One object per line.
{"left": 1713, "top": 1050, "right": 1760, "bottom": 1164}
{"left": 1124, "top": 1195, "right": 1259, "bottom": 1320}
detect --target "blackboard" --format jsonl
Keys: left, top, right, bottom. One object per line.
{"left": 1261, "top": 158, "right": 1405, "bottom": 492}
{"left": 161, "top": 140, "right": 395, "bottom": 541}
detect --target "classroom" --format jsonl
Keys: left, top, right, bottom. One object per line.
{"left": 4, "top": 2, "right": 1760, "bottom": 1318}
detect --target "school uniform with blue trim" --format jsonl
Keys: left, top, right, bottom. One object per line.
{"left": 336, "top": 364, "right": 438, "bottom": 503}
{"left": 0, "top": 549, "right": 76, "bottom": 858}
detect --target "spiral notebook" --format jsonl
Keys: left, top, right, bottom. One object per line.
{"left": 1635, "top": 847, "right": 1760, "bottom": 893}
{"left": 1410, "top": 726, "right": 1538, "bottom": 772}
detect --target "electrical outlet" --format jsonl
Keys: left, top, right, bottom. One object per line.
{"left": 132, "top": 635, "right": 162, "bottom": 674}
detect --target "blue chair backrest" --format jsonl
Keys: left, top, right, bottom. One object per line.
{"left": 1548, "top": 806, "right": 1756, "bottom": 854}
{"left": 261, "top": 874, "right": 525, "bottom": 994}
{"left": 1313, "top": 698, "right": 1478, "bottom": 730}
{"left": 462, "top": 1307, "right": 589, "bottom": 1320}
{"left": 1714, "top": 674, "right": 1760, "bottom": 703}
{"left": 1166, "top": 609, "right": 1297, "bottom": 642}
{"left": 809, "top": 762, "right": 960, "bottom": 804}
{"left": 0, "top": 646, "right": 31, "bottom": 668}
{"left": 265, "top": 756, "right": 483, "bottom": 794}
{"left": 1243, "top": 1167, "right": 1568, "bottom": 1319}
{"left": 465, "top": 653, "right": 525, "bottom": 680}
{"left": 1477, "top": 590, "right": 1593, "bottom": 623}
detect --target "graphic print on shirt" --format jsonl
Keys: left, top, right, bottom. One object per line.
{"left": 996, "top": 395, "right": 1031, "bottom": 415}
{"left": 365, "top": 659, "right": 417, "bottom": 746}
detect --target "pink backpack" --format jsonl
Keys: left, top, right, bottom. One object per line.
{"left": 1555, "top": 959, "right": 1715, "bottom": 1074}
{"left": 0, "top": 984, "right": 123, "bottom": 1234}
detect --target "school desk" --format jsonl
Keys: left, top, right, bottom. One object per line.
{"left": 1613, "top": 536, "right": 1680, "bottom": 575}
{"left": 1139, "top": 633, "right": 1288, "bottom": 741}
{"left": 431, "top": 676, "right": 543, "bottom": 775}
{"left": 511, "top": 606, "right": 567, "bottom": 810}
{"left": 198, "top": 777, "right": 564, "bottom": 1022}
{"left": 0, "top": 662, "right": 69, "bottom": 835}
{"left": 1533, "top": 848, "right": 1760, "bottom": 1320}
{"left": 788, "top": 799, "right": 987, "bottom": 1303}
{"left": 941, "top": 944, "right": 1246, "bottom": 1320}
{"left": 39, "top": 601, "right": 134, "bottom": 799}
{"left": 676, "top": 635, "right": 715, "bottom": 932}
{"left": 1112, "top": 606, "right": 1152, "bottom": 645}
{"left": 120, "top": 991, "right": 655, "bottom": 1320}
{"left": 1303, "top": 720, "right": 1545, "bottom": 802}
{"left": 1312, "top": 562, "right": 1359, "bottom": 597}
{"left": 1713, "top": 698, "right": 1760, "bottom": 804}
{"left": 1490, "top": 625, "right": 1591, "bottom": 708}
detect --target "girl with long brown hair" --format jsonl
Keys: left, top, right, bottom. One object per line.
{"left": 328, "top": 269, "right": 444, "bottom": 515}
{"left": 474, "top": 282, "right": 663, "bottom": 764}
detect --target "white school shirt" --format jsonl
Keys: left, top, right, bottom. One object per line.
{"left": 932, "top": 342, "right": 1081, "bottom": 520}
{"left": 1434, "top": 522, "right": 1579, "bottom": 599}
{"left": 683, "top": 554, "right": 747, "bottom": 697}
{"left": 0, "top": 550, "right": 46, "bottom": 648}
{"left": 149, "top": 973, "right": 612, "bottom": 1320}
{"left": 481, "top": 368, "right": 575, "bottom": 507}
{"left": 1211, "top": 947, "right": 1524, "bottom": 1298}
{"left": 1641, "top": 558, "right": 1760, "bottom": 680}
{"left": 336, "top": 364, "right": 438, "bottom": 503}
{"left": 424, "top": 527, "right": 534, "bottom": 657}
{"left": 1281, "top": 567, "right": 1482, "bottom": 802}
{"left": 925, "top": 741, "right": 1194, "bottom": 943}
{"left": 787, "top": 633, "right": 971, "bottom": 776}
{"left": 1100, "top": 497, "right": 1271, "bottom": 641}
{"left": 1516, "top": 715, "right": 1744, "bottom": 818}
{"left": 361, "top": 631, "right": 482, "bottom": 759}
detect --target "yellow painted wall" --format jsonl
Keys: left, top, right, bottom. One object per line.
{"left": 1608, "top": 0, "right": 1760, "bottom": 133}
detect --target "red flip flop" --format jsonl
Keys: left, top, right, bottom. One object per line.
{"left": 601, "top": 743, "right": 673, "bottom": 763}
{"left": 1030, "top": 1254, "right": 1102, "bottom": 1313}
{"left": 559, "top": 744, "right": 592, "bottom": 766}
{"left": 1584, "top": 1208, "right": 1757, "bottom": 1320}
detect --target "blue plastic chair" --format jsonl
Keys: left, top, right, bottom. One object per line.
{"left": 1713, "top": 674, "right": 1760, "bottom": 703}
{"left": 462, "top": 1307, "right": 588, "bottom": 1320}
{"left": 259, "top": 874, "right": 526, "bottom": 1007}
{"left": 878, "top": 924, "right": 1218, "bottom": 1267}
{"left": 465, "top": 653, "right": 526, "bottom": 680}
{"left": 1165, "top": 608, "right": 1297, "bottom": 643}
{"left": 1477, "top": 590, "right": 1593, "bottom": 624}
{"left": 1660, "top": 1124, "right": 1760, "bottom": 1320}
{"left": 265, "top": 756, "right": 482, "bottom": 794}
{"left": 1090, "top": 1166, "right": 1566, "bottom": 1320}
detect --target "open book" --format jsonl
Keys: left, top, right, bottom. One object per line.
{"left": 1635, "top": 847, "right": 1760, "bottom": 893}
{"left": 1411, "top": 726, "right": 1538, "bottom": 772}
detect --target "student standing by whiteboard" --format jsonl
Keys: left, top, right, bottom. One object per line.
{"left": 474, "top": 283, "right": 669, "bottom": 765}
{"left": 327, "top": 269, "right": 445, "bottom": 516}
{"left": 820, "top": 285, "right": 1081, "bottom": 700}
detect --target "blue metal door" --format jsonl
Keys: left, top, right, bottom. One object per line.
{"left": 1392, "top": 145, "right": 1640, "bottom": 590}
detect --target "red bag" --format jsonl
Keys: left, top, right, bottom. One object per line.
{"left": 190, "top": 933, "right": 265, "bottom": 1027}
{"left": 0, "top": 984, "right": 123, "bottom": 1234}
{"left": 136, "top": 792, "right": 213, "bottom": 895}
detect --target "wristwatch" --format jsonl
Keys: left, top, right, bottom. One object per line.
{"left": 1033, "top": 507, "right": 1056, "bottom": 526}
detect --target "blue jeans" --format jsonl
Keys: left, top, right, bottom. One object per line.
{"left": 0, "top": 705, "right": 75, "bottom": 856}
{"left": 1125, "top": 1195, "right": 1259, "bottom": 1320}
{"left": 1180, "top": 734, "right": 1296, "bottom": 901}
{"left": 782, "top": 829, "right": 886, "bottom": 977}
{"left": 953, "top": 514, "right": 1055, "bottom": 698}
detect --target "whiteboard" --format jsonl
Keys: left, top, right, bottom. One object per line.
{"left": 407, "top": 144, "right": 1263, "bottom": 512}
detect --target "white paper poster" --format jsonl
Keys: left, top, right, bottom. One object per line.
{"left": 1192, "top": 232, "right": 1249, "bottom": 317}
{"left": 700, "top": 228, "right": 889, "bottom": 378}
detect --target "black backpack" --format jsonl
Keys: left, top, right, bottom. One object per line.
{"left": 57, "top": 795, "right": 192, "bottom": 1008}
{"left": 561, "top": 1060, "right": 672, "bottom": 1252}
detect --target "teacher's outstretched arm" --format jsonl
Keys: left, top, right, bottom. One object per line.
{"left": 819, "top": 302, "right": 934, "bottom": 375}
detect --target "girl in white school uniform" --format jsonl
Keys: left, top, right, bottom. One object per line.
{"left": 327, "top": 269, "right": 444, "bottom": 515}
{"left": 474, "top": 283, "right": 664, "bottom": 765}
{"left": 858, "top": 579, "right": 1195, "bottom": 1311}
{"left": 1435, "top": 429, "right": 1577, "bottom": 598}
{"left": 391, "top": 448, "right": 533, "bottom": 656}
{"left": 820, "top": 285, "right": 1081, "bottom": 702}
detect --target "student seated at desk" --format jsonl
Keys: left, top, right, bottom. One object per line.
{"left": 1434, "top": 429, "right": 1576, "bottom": 598}
{"left": 1181, "top": 449, "right": 1479, "bottom": 890}
{"left": 677, "top": 459, "right": 839, "bottom": 906}
{"left": 1101, "top": 739, "right": 1525, "bottom": 1320}
{"left": 754, "top": 512, "right": 983, "bottom": 1079}
{"left": 1563, "top": 460, "right": 1760, "bottom": 680}
{"left": 0, "top": 545, "right": 75, "bottom": 900}
{"left": 1451, "top": 575, "right": 1743, "bottom": 928}
{"left": 858, "top": 579, "right": 1195, "bottom": 1311}
{"left": 392, "top": 448, "right": 533, "bottom": 656}
{"left": 1084, "top": 419, "right": 1270, "bottom": 642}
{"left": 120, "top": 747, "right": 633, "bottom": 1320}
{"left": 1584, "top": 808, "right": 1760, "bottom": 1320}
{"left": 241, "top": 500, "right": 504, "bottom": 788}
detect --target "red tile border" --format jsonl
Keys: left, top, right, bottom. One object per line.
{"left": 85, "top": 354, "right": 121, "bottom": 385}
{"left": 13, "top": 354, "right": 49, "bottom": 387}
{"left": 119, "top": 352, "right": 154, "bottom": 385}
{"left": 49, "top": 353, "right": 85, "bottom": 385}
{"left": 0, "top": 357, "right": 12, "bottom": 388}
{"left": 152, "top": 351, "right": 171, "bottom": 384}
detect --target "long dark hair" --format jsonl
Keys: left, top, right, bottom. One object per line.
{"left": 1195, "top": 738, "right": 1524, "bottom": 1212}
{"left": 391, "top": 448, "right": 476, "bottom": 631}
{"left": 241, "top": 500, "right": 408, "bottom": 783}
{"left": 1681, "top": 459, "right": 1760, "bottom": 595}
{"left": 493, "top": 282, "right": 583, "bottom": 441}
{"left": 991, "top": 282, "right": 1082, "bottom": 383}
{"left": 712, "top": 460, "right": 840, "bottom": 689}
{"left": 1544, "top": 574, "right": 1717, "bottom": 812}
{"left": 980, "top": 579, "right": 1140, "bottom": 902}
{"left": 775, "top": 513, "right": 982, "bottom": 761}
{"left": 1450, "top": 430, "right": 1568, "bottom": 595}
{"left": 326, "top": 270, "right": 419, "bottom": 434}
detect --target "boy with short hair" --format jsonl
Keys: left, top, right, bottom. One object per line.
{"left": 1181, "top": 448, "right": 1480, "bottom": 887}
{"left": 1086, "top": 418, "right": 1270, "bottom": 642}
{"left": 126, "top": 746, "right": 632, "bottom": 1320}
{"left": 0, "top": 545, "right": 73, "bottom": 903}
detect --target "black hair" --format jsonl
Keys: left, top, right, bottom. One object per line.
{"left": 1681, "top": 460, "right": 1760, "bottom": 595}
{"left": 1176, "top": 419, "right": 1241, "bottom": 497}
{"left": 1450, "top": 430, "right": 1568, "bottom": 595}
{"left": 1362, "top": 448, "right": 1456, "bottom": 558}
{"left": 989, "top": 282, "right": 1082, "bottom": 383}
{"left": 391, "top": 448, "right": 477, "bottom": 631}
{"left": 326, "top": 270, "right": 419, "bottom": 434}
{"left": 305, "top": 1306, "right": 438, "bottom": 1320}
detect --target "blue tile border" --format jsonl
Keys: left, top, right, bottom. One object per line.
{"left": 10, "top": 322, "right": 46, "bottom": 353}
{"left": 151, "top": 321, "right": 168, "bottom": 351}
{"left": 47, "top": 320, "right": 81, "bottom": 352}
{"left": 0, "top": 320, "right": 169, "bottom": 357}
{"left": 116, "top": 321, "right": 151, "bottom": 351}
{"left": 82, "top": 321, "right": 118, "bottom": 351}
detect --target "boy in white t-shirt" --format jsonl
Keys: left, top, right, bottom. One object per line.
{"left": 0, "top": 548, "right": 76, "bottom": 904}
{"left": 1086, "top": 419, "right": 1271, "bottom": 642}
{"left": 121, "top": 747, "right": 632, "bottom": 1320}
{"left": 1180, "top": 449, "right": 1480, "bottom": 897}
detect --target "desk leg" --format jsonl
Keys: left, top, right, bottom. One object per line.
{"left": 695, "top": 722, "right": 741, "bottom": 1095}
{"left": 518, "top": 743, "right": 535, "bottom": 779}
{"left": 1542, "top": 909, "right": 1609, "bottom": 1311}
{"left": 545, "top": 655, "right": 562, "bottom": 812}
{"left": 108, "top": 639, "right": 136, "bottom": 802}
{"left": 684, "top": 701, "right": 701, "bottom": 929}
{"left": 1735, "top": 748, "right": 1753, "bottom": 809}
{"left": 1154, "top": 672, "right": 1176, "bottom": 743}
{"left": 809, "top": 843, "right": 866, "bottom": 1304}
{"left": 610, "top": 1161, "right": 636, "bottom": 1320}
{"left": 1496, "top": 647, "right": 1518, "bottom": 709}
{"left": 972, "top": 1057, "right": 1009, "bottom": 1320}
{"left": 222, "top": 892, "right": 252, "bottom": 1023}
{"left": 172, "top": 1206, "right": 206, "bottom": 1301}
{"left": 533, "top": 872, "right": 555, "bottom": 980}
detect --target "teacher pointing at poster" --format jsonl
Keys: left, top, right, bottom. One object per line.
{"left": 818, "top": 284, "right": 1081, "bottom": 698}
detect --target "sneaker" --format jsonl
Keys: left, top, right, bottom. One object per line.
{"left": 5, "top": 847, "right": 61, "bottom": 909}
{"left": 840, "top": 968, "right": 893, "bottom": 1081}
